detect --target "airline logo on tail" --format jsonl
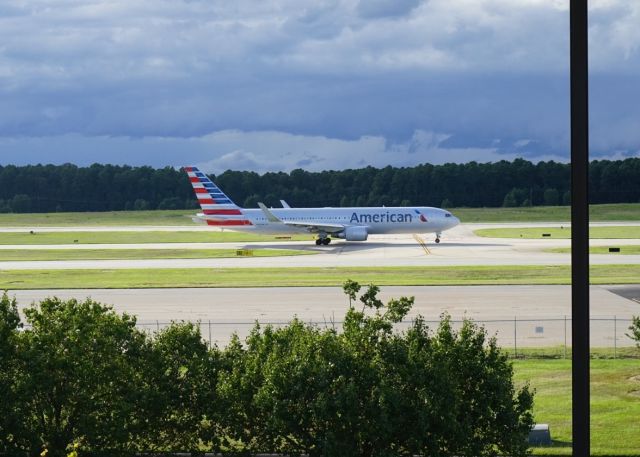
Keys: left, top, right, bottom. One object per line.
{"left": 185, "top": 167, "right": 252, "bottom": 226}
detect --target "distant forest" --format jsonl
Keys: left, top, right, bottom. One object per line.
{"left": 0, "top": 158, "right": 638, "bottom": 213}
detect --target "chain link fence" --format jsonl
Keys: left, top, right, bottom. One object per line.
{"left": 135, "top": 316, "right": 639, "bottom": 358}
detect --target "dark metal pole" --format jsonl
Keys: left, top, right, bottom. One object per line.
{"left": 570, "top": 1, "right": 589, "bottom": 456}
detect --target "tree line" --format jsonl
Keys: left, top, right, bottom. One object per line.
{"left": 0, "top": 158, "right": 638, "bottom": 213}
{"left": 1, "top": 283, "right": 533, "bottom": 457}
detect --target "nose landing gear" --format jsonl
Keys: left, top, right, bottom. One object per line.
{"left": 435, "top": 232, "right": 441, "bottom": 244}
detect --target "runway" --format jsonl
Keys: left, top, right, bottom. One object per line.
{"left": 11, "top": 285, "right": 640, "bottom": 348}
{"left": 1, "top": 223, "right": 639, "bottom": 270}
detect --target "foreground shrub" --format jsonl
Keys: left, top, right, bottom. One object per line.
{"left": 221, "top": 282, "right": 534, "bottom": 457}
{"left": 9, "top": 297, "right": 154, "bottom": 456}
{"left": 1, "top": 285, "right": 533, "bottom": 456}
{"left": 0, "top": 292, "right": 22, "bottom": 454}
{"left": 628, "top": 316, "right": 640, "bottom": 347}
{"left": 143, "top": 322, "right": 222, "bottom": 453}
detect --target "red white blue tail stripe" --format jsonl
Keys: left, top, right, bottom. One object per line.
{"left": 185, "top": 166, "right": 252, "bottom": 226}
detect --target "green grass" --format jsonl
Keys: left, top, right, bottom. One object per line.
{"left": 0, "top": 203, "right": 638, "bottom": 227}
{"left": 475, "top": 226, "right": 640, "bottom": 239}
{"left": 514, "top": 359, "right": 640, "bottom": 456}
{"left": 504, "top": 346, "right": 640, "bottom": 360}
{"left": 0, "top": 209, "right": 194, "bottom": 226}
{"left": 546, "top": 246, "right": 640, "bottom": 255}
{"left": 452, "top": 203, "right": 640, "bottom": 223}
{"left": 1, "top": 264, "right": 638, "bottom": 290}
{"left": 0, "top": 231, "right": 313, "bottom": 245}
{"left": 0, "top": 248, "right": 315, "bottom": 261}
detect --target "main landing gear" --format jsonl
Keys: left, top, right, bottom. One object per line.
{"left": 435, "top": 232, "right": 442, "bottom": 244}
{"left": 315, "top": 235, "right": 332, "bottom": 245}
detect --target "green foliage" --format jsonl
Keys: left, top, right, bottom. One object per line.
{"left": 12, "top": 297, "right": 153, "bottom": 456}
{"left": 220, "top": 282, "right": 534, "bottom": 456}
{"left": 627, "top": 316, "right": 640, "bottom": 347}
{"left": 1, "top": 286, "right": 533, "bottom": 456}
{"left": 0, "top": 292, "right": 22, "bottom": 453}
{"left": 543, "top": 188, "right": 560, "bottom": 206}
{"left": 144, "top": 322, "right": 221, "bottom": 452}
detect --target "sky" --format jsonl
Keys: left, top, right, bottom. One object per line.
{"left": 0, "top": 0, "right": 638, "bottom": 173}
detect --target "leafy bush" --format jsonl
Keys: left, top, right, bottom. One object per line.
{"left": 1, "top": 286, "right": 533, "bottom": 456}
{"left": 221, "top": 282, "right": 534, "bottom": 456}
{"left": 627, "top": 316, "right": 640, "bottom": 347}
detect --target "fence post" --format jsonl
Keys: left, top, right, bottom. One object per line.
{"left": 514, "top": 316, "right": 518, "bottom": 359}
{"left": 209, "top": 320, "right": 212, "bottom": 349}
{"left": 614, "top": 315, "right": 617, "bottom": 359}
{"left": 564, "top": 315, "right": 567, "bottom": 359}
{"left": 156, "top": 320, "right": 159, "bottom": 332}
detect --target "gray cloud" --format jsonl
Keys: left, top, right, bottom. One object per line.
{"left": 356, "top": 0, "right": 423, "bottom": 19}
{"left": 0, "top": 0, "right": 638, "bottom": 170}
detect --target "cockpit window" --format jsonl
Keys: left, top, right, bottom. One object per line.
{"left": 445, "top": 213, "right": 452, "bottom": 217}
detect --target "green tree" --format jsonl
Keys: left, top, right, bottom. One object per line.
{"left": 503, "top": 189, "right": 518, "bottom": 207}
{"left": 10, "top": 194, "right": 32, "bottom": 213}
{"left": 223, "top": 282, "right": 534, "bottom": 457}
{"left": 425, "top": 315, "right": 534, "bottom": 457}
{"left": 14, "top": 297, "right": 154, "bottom": 456}
{"left": 543, "top": 188, "right": 560, "bottom": 206}
{"left": 133, "top": 198, "right": 149, "bottom": 210}
{"left": 0, "top": 292, "right": 23, "bottom": 453}
{"left": 144, "top": 322, "right": 222, "bottom": 452}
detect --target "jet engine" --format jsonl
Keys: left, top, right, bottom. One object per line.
{"left": 337, "top": 226, "right": 368, "bottom": 241}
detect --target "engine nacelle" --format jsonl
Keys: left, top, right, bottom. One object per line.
{"left": 337, "top": 226, "right": 368, "bottom": 241}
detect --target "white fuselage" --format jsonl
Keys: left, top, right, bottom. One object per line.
{"left": 198, "top": 206, "right": 460, "bottom": 236}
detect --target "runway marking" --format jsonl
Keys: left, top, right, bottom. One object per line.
{"left": 413, "top": 234, "right": 431, "bottom": 255}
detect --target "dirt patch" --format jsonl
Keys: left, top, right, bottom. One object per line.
{"left": 629, "top": 390, "right": 640, "bottom": 398}
{"left": 628, "top": 375, "right": 640, "bottom": 383}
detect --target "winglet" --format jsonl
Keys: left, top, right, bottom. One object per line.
{"left": 257, "top": 202, "right": 282, "bottom": 223}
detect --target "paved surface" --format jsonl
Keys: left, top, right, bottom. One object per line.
{"left": 1, "top": 223, "right": 640, "bottom": 270}
{"left": 10, "top": 285, "right": 640, "bottom": 348}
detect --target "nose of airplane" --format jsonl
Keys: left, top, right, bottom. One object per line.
{"left": 449, "top": 216, "right": 460, "bottom": 228}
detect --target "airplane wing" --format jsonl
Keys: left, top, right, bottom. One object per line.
{"left": 257, "top": 203, "right": 345, "bottom": 234}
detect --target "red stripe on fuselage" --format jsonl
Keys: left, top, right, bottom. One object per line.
{"left": 206, "top": 219, "right": 252, "bottom": 226}
{"left": 194, "top": 188, "right": 209, "bottom": 194}
{"left": 203, "top": 209, "right": 243, "bottom": 215}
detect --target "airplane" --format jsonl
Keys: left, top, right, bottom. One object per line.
{"left": 185, "top": 166, "right": 460, "bottom": 245}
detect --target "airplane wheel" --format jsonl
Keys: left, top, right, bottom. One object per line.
{"left": 315, "top": 239, "right": 322, "bottom": 245}
{"left": 435, "top": 238, "right": 441, "bottom": 244}
{"left": 323, "top": 238, "right": 331, "bottom": 245}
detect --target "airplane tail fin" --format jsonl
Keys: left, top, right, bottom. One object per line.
{"left": 184, "top": 166, "right": 252, "bottom": 226}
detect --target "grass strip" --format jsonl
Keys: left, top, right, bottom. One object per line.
{"left": 504, "top": 346, "right": 640, "bottom": 360}
{"left": 1, "top": 264, "right": 638, "bottom": 290}
{"left": 453, "top": 203, "right": 640, "bottom": 223}
{"left": 514, "top": 359, "right": 640, "bottom": 456}
{"left": 546, "top": 246, "right": 640, "bottom": 255}
{"left": 0, "top": 204, "right": 639, "bottom": 227}
{"left": 475, "top": 226, "right": 640, "bottom": 239}
{"left": 0, "top": 231, "right": 313, "bottom": 245}
{"left": 0, "top": 248, "right": 315, "bottom": 261}
{"left": 0, "top": 209, "right": 194, "bottom": 226}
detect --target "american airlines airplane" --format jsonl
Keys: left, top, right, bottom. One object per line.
{"left": 186, "top": 166, "right": 460, "bottom": 245}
